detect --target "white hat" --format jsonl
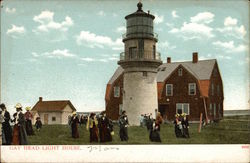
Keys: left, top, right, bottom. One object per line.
{"left": 15, "top": 103, "right": 22, "bottom": 109}
{"left": 25, "top": 107, "right": 31, "bottom": 111}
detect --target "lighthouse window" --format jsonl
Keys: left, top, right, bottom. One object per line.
{"left": 129, "top": 47, "right": 137, "bottom": 59}
{"left": 114, "top": 86, "right": 120, "bottom": 98}
{"left": 138, "top": 39, "right": 144, "bottom": 58}
{"left": 188, "top": 83, "right": 196, "bottom": 95}
{"left": 143, "top": 72, "right": 148, "bottom": 77}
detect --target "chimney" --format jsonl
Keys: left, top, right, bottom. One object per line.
{"left": 39, "top": 97, "right": 43, "bottom": 102}
{"left": 192, "top": 52, "right": 198, "bottom": 63}
{"left": 167, "top": 57, "right": 171, "bottom": 63}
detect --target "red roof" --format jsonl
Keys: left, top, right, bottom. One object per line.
{"left": 32, "top": 100, "right": 76, "bottom": 112}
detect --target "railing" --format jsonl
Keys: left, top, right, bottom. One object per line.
{"left": 119, "top": 50, "right": 161, "bottom": 61}
{"left": 122, "top": 33, "right": 158, "bottom": 40}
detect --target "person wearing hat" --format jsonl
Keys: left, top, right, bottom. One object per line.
{"left": 86, "top": 113, "right": 99, "bottom": 142}
{"left": 35, "top": 117, "right": 42, "bottom": 131}
{"left": 98, "top": 111, "right": 112, "bottom": 142}
{"left": 24, "top": 107, "right": 34, "bottom": 136}
{"left": 119, "top": 110, "right": 129, "bottom": 141}
{"left": 71, "top": 111, "right": 80, "bottom": 138}
{"left": 12, "top": 103, "right": 28, "bottom": 145}
{"left": 181, "top": 113, "right": 190, "bottom": 138}
{"left": 0, "top": 103, "right": 13, "bottom": 145}
{"left": 173, "top": 113, "right": 182, "bottom": 138}
{"left": 149, "top": 119, "right": 161, "bottom": 142}
{"left": 155, "top": 112, "right": 163, "bottom": 131}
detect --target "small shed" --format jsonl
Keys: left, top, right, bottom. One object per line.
{"left": 31, "top": 97, "right": 76, "bottom": 125}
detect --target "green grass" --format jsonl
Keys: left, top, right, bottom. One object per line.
{"left": 28, "top": 116, "right": 250, "bottom": 145}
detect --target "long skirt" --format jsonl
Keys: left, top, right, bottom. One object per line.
{"left": 99, "top": 126, "right": 112, "bottom": 142}
{"left": 183, "top": 127, "right": 190, "bottom": 138}
{"left": 149, "top": 130, "right": 161, "bottom": 142}
{"left": 119, "top": 127, "right": 128, "bottom": 141}
{"left": 26, "top": 120, "right": 34, "bottom": 136}
{"left": 175, "top": 125, "right": 182, "bottom": 138}
{"left": 71, "top": 124, "right": 79, "bottom": 138}
{"left": 2, "top": 122, "right": 12, "bottom": 145}
{"left": 90, "top": 127, "right": 98, "bottom": 142}
{"left": 12, "top": 125, "right": 19, "bottom": 145}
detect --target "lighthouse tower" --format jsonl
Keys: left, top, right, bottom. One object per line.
{"left": 118, "top": 2, "right": 162, "bottom": 126}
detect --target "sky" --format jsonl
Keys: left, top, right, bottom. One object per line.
{"left": 0, "top": 0, "right": 249, "bottom": 114}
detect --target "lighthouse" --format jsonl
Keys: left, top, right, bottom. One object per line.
{"left": 118, "top": 2, "right": 162, "bottom": 126}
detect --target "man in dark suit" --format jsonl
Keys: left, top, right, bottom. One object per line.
{"left": 0, "top": 103, "right": 13, "bottom": 145}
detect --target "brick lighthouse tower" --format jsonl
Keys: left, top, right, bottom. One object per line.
{"left": 118, "top": 2, "right": 162, "bottom": 125}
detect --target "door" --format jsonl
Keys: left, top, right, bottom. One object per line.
{"left": 158, "top": 104, "right": 169, "bottom": 120}
{"left": 44, "top": 114, "right": 48, "bottom": 125}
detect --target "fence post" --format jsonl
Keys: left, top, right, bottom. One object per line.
{"left": 198, "top": 113, "right": 203, "bottom": 133}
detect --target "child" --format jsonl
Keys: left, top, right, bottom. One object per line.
{"left": 35, "top": 117, "right": 42, "bottom": 131}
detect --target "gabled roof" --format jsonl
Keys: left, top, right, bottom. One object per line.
{"left": 108, "top": 66, "right": 124, "bottom": 84}
{"left": 157, "top": 59, "right": 216, "bottom": 82}
{"left": 32, "top": 100, "right": 76, "bottom": 112}
{"left": 108, "top": 59, "right": 216, "bottom": 84}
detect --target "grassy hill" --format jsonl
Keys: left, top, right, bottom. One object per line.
{"left": 28, "top": 115, "right": 250, "bottom": 145}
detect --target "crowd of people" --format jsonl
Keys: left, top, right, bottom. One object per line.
{"left": 0, "top": 102, "right": 191, "bottom": 145}
{"left": 173, "top": 113, "right": 190, "bottom": 138}
{"left": 0, "top": 103, "right": 42, "bottom": 145}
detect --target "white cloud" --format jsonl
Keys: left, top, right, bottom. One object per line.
{"left": 76, "top": 30, "right": 123, "bottom": 49}
{"left": 168, "top": 12, "right": 215, "bottom": 40}
{"left": 97, "top": 11, "right": 105, "bottom": 16}
{"left": 81, "top": 57, "right": 94, "bottom": 62}
{"left": 6, "top": 25, "right": 26, "bottom": 37}
{"left": 108, "top": 57, "right": 119, "bottom": 61}
{"left": 35, "top": 49, "right": 76, "bottom": 59}
{"left": 112, "top": 13, "right": 118, "bottom": 17}
{"left": 171, "top": 10, "right": 179, "bottom": 18}
{"left": 190, "top": 12, "right": 214, "bottom": 24}
{"left": 212, "top": 41, "right": 247, "bottom": 53}
{"left": 169, "top": 22, "right": 214, "bottom": 40}
{"left": 116, "top": 26, "right": 126, "bottom": 33}
{"left": 216, "top": 16, "right": 246, "bottom": 39}
{"left": 224, "top": 17, "right": 237, "bottom": 26}
{"left": 5, "top": 7, "right": 16, "bottom": 14}
{"left": 158, "top": 41, "right": 176, "bottom": 50}
{"left": 33, "top": 10, "right": 73, "bottom": 32}
{"left": 154, "top": 14, "right": 164, "bottom": 24}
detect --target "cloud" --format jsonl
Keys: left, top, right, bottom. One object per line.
{"left": 190, "top": 12, "right": 214, "bottom": 24}
{"left": 33, "top": 49, "right": 76, "bottom": 59}
{"left": 216, "top": 16, "right": 246, "bottom": 39}
{"left": 6, "top": 25, "right": 26, "bottom": 38}
{"left": 154, "top": 14, "right": 164, "bottom": 24}
{"left": 171, "top": 10, "right": 179, "bottom": 18}
{"left": 168, "top": 12, "right": 215, "bottom": 40}
{"left": 97, "top": 11, "right": 105, "bottom": 16}
{"left": 158, "top": 41, "right": 176, "bottom": 50}
{"left": 116, "top": 26, "right": 126, "bottom": 33}
{"left": 212, "top": 41, "right": 247, "bottom": 53}
{"left": 76, "top": 30, "right": 123, "bottom": 49}
{"left": 33, "top": 10, "right": 73, "bottom": 32}
{"left": 81, "top": 57, "right": 94, "bottom": 62}
{"left": 5, "top": 7, "right": 16, "bottom": 14}
{"left": 224, "top": 17, "right": 237, "bottom": 26}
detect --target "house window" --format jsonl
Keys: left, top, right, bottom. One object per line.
{"left": 52, "top": 117, "right": 56, "bottom": 121}
{"left": 166, "top": 84, "right": 173, "bottom": 96}
{"left": 178, "top": 68, "right": 183, "bottom": 76}
{"left": 211, "top": 83, "right": 214, "bottom": 96}
{"left": 218, "top": 103, "right": 221, "bottom": 117}
{"left": 129, "top": 47, "right": 137, "bottom": 59}
{"left": 214, "top": 103, "right": 216, "bottom": 116}
{"left": 119, "top": 104, "right": 123, "bottom": 115}
{"left": 114, "top": 86, "right": 120, "bottom": 98}
{"left": 188, "top": 83, "right": 196, "bottom": 95}
{"left": 210, "top": 103, "right": 213, "bottom": 115}
{"left": 176, "top": 103, "right": 189, "bottom": 115}
{"left": 217, "top": 85, "right": 220, "bottom": 96}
